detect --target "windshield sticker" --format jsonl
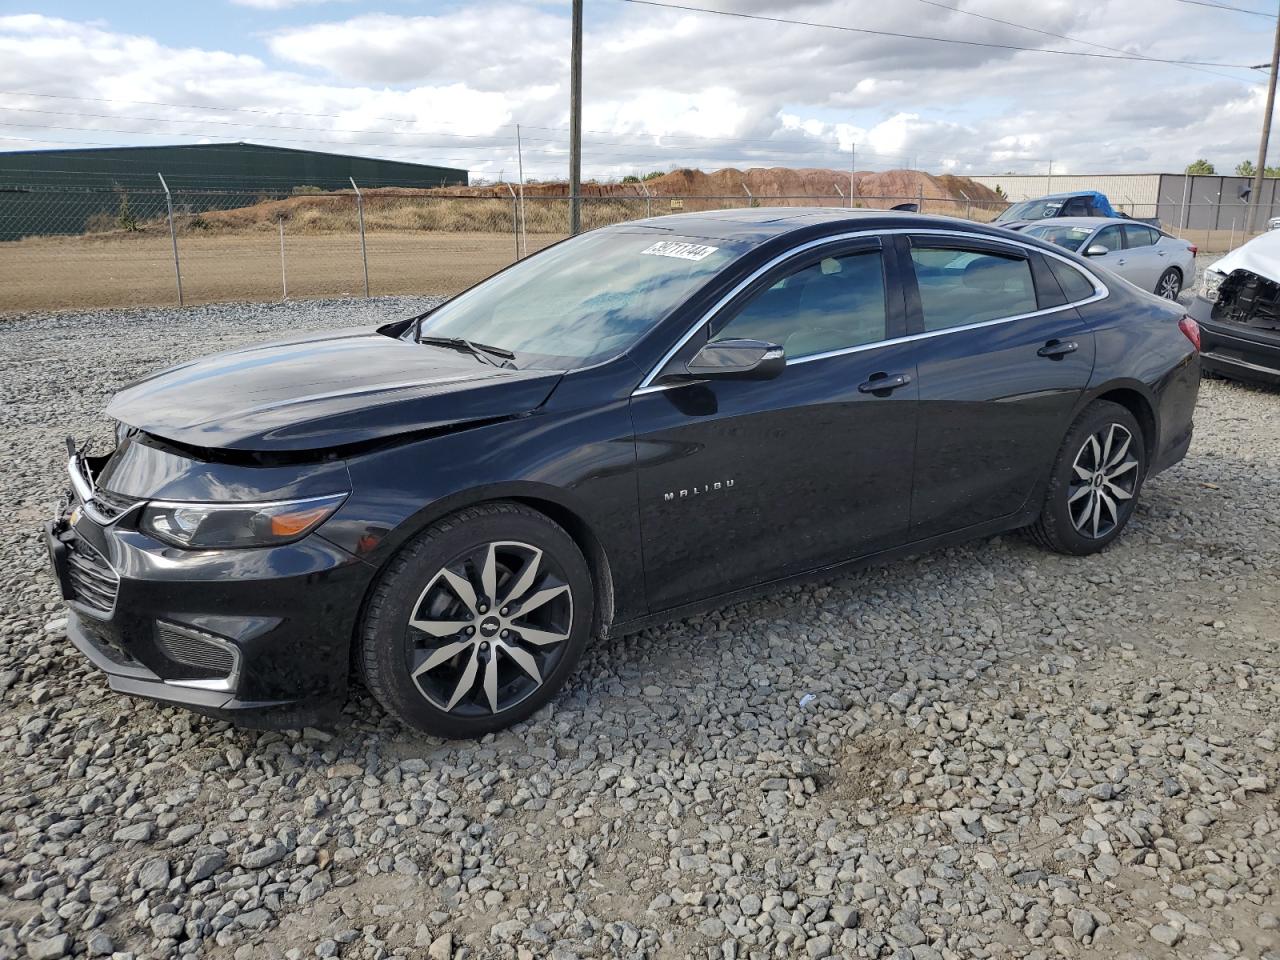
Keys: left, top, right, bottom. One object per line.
{"left": 641, "top": 241, "right": 719, "bottom": 261}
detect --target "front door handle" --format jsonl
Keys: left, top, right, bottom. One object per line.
{"left": 1116, "top": 258, "right": 1127, "bottom": 265}
{"left": 1037, "top": 339, "right": 1079, "bottom": 359}
{"left": 858, "top": 371, "right": 912, "bottom": 394}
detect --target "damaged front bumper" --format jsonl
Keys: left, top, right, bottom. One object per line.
{"left": 45, "top": 447, "right": 373, "bottom": 728}
{"left": 1189, "top": 292, "right": 1280, "bottom": 387}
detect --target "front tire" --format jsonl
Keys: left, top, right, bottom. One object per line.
{"left": 1156, "top": 267, "right": 1182, "bottom": 300}
{"left": 1028, "top": 401, "right": 1146, "bottom": 556}
{"left": 359, "top": 503, "right": 594, "bottom": 738}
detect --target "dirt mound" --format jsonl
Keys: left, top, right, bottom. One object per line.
{"left": 441, "top": 166, "right": 1003, "bottom": 206}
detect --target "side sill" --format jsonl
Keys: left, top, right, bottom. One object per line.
{"left": 604, "top": 508, "right": 1038, "bottom": 639}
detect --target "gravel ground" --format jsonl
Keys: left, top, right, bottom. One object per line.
{"left": 1, "top": 298, "right": 1278, "bottom": 960}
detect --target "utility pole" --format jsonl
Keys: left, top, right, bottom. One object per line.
{"left": 849, "top": 142, "right": 855, "bottom": 209}
{"left": 569, "top": 0, "right": 583, "bottom": 235}
{"left": 1248, "top": 3, "right": 1280, "bottom": 234}
{"left": 516, "top": 124, "right": 528, "bottom": 258}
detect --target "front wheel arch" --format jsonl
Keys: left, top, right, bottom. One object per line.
{"left": 348, "top": 491, "right": 616, "bottom": 684}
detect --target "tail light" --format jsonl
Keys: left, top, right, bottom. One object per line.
{"left": 1188, "top": 244, "right": 1199, "bottom": 256}
{"left": 1178, "top": 315, "right": 1201, "bottom": 351}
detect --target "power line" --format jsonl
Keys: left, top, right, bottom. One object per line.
{"left": 615, "top": 0, "right": 1266, "bottom": 68}
{"left": 910, "top": 0, "right": 1264, "bottom": 85}
{"left": 1172, "top": 0, "right": 1275, "bottom": 17}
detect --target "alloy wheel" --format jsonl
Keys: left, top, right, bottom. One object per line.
{"left": 1158, "top": 271, "right": 1181, "bottom": 300}
{"left": 406, "top": 540, "right": 573, "bottom": 716}
{"left": 1067, "top": 423, "right": 1140, "bottom": 539}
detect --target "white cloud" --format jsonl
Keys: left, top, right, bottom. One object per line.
{"left": 230, "top": 0, "right": 347, "bottom": 9}
{"left": 0, "top": 3, "right": 1274, "bottom": 181}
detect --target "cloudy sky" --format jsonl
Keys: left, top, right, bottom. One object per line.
{"left": 0, "top": 0, "right": 1276, "bottom": 182}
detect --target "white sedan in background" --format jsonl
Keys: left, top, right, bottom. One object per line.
{"left": 1018, "top": 217, "right": 1197, "bottom": 300}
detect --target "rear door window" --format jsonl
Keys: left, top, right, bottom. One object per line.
{"left": 909, "top": 245, "right": 1038, "bottom": 331}
{"left": 1122, "top": 224, "right": 1156, "bottom": 248}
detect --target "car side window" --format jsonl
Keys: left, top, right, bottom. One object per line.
{"left": 1046, "top": 257, "right": 1096, "bottom": 303}
{"left": 711, "top": 250, "right": 887, "bottom": 359}
{"left": 1061, "top": 197, "right": 1090, "bottom": 216}
{"left": 1122, "top": 224, "right": 1155, "bottom": 248}
{"left": 909, "top": 246, "right": 1038, "bottom": 331}
{"left": 1092, "top": 225, "right": 1123, "bottom": 252}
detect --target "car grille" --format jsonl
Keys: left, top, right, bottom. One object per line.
{"left": 155, "top": 623, "right": 237, "bottom": 679}
{"left": 89, "top": 488, "right": 141, "bottom": 522}
{"left": 65, "top": 537, "right": 119, "bottom": 613}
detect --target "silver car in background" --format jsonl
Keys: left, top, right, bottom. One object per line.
{"left": 1018, "top": 217, "right": 1197, "bottom": 300}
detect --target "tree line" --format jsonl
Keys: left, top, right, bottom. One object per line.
{"left": 1184, "top": 159, "right": 1280, "bottom": 177}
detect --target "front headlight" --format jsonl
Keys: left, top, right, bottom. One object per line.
{"left": 1199, "top": 268, "right": 1227, "bottom": 303}
{"left": 139, "top": 493, "right": 347, "bottom": 549}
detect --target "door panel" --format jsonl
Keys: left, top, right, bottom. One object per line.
{"left": 1082, "top": 223, "right": 1128, "bottom": 280}
{"left": 903, "top": 236, "right": 1096, "bottom": 540}
{"left": 629, "top": 239, "right": 917, "bottom": 613}
{"left": 630, "top": 343, "right": 918, "bottom": 611}
{"left": 1121, "top": 224, "right": 1162, "bottom": 291}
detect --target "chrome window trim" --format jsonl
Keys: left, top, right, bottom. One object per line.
{"left": 631, "top": 227, "right": 1109, "bottom": 397}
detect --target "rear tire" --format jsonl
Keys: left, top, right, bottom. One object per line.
{"left": 359, "top": 502, "right": 593, "bottom": 738}
{"left": 1028, "top": 401, "right": 1146, "bottom": 556}
{"left": 1156, "top": 267, "right": 1182, "bottom": 300}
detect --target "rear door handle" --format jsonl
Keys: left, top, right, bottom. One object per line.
{"left": 1037, "top": 339, "right": 1079, "bottom": 359}
{"left": 858, "top": 371, "right": 912, "bottom": 394}
{"left": 1116, "top": 258, "right": 1127, "bottom": 265}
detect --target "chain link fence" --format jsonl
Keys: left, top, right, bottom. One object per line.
{"left": 0, "top": 179, "right": 1250, "bottom": 314}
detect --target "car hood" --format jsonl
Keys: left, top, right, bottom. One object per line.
{"left": 1207, "top": 229, "right": 1280, "bottom": 283}
{"left": 106, "top": 327, "right": 563, "bottom": 452}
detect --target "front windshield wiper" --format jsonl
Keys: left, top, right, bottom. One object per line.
{"left": 416, "top": 334, "right": 518, "bottom": 369}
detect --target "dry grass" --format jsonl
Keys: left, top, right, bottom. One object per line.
{"left": 0, "top": 231, "right": 560, "bottom": 314}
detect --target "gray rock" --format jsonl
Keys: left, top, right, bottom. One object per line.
{"left": 427, "top": 932, "right": 453, "bottom": 960}
{"left": 137, "top": 857, "right": 170, "bottom": 891}
{"left": 150, "top": 914, "right": 185, "bottom": 939}
{"left": 242, "top": 840, "right": 288, "bottom": 870}
{"left": 28, "top": 935, "right": 72, "bottom": 960}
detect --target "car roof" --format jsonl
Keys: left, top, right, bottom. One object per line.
{"left": 1021, "top": 216, "right": 1136, "bottom": 229}
{"left": 1035, "top": 190, "right": 1107, "bottom": 201}
{"left": 602, "top": 206, "right": 1035, "bottom": 246}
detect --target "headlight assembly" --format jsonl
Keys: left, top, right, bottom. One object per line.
{"left": 1200, "top": 268, "right": 1226, "bottom": 303}
{"left": 139, "top": 493, "right": 347, "bottom": 549}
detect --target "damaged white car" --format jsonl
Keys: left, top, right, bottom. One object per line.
{"left": 1189, "top": 231, "right": 1280, "bottom": 386}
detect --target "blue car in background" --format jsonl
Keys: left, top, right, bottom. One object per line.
{"left": 994, "top": 190, "right": 1148, "bottom": 231}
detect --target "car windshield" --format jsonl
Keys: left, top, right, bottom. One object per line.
{"left": 995, "top": 199, "right": 1066, "bottom": 222}
{"left": 1022, "top": 223, "right": 1095, "bottom": 251}
{"left": 407, "top": 231, "right": 744, "bottom": 369}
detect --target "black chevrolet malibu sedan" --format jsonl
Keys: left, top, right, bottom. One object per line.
{"left": 46, "top": 209, "right": 1201, "bottom": 738}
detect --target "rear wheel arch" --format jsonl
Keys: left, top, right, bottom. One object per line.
{"left": 1092, "top": 386, "right": 1157, "bottom": 463}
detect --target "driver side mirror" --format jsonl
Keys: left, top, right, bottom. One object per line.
{"left": 1084, "top": 244, "right": 1109, "bottom": 257}
{"left": 684, "top": 339, "right": 785, "bottom": 381}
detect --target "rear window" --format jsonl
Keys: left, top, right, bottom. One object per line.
{"left": 1047, "top": 258, "right": 1096, "bottom": 303}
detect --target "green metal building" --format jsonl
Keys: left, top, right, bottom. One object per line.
{"left": 0, "top": 142, "right": 469, "bottom": 241}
